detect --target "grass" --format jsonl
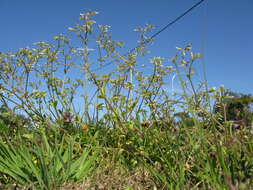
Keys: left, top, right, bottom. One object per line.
{"left": 0, "top": 119, "right": 253, "bottom": 190}
{"left": 0, "top": 130, "right": 99, "bottom": 189}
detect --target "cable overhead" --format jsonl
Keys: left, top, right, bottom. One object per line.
{"left": 91, "top": 0, "right": 205, "bottom": 72}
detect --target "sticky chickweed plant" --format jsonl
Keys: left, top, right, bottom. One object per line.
{"left": 0, "top": 11, "right": 253, "bottom": 190}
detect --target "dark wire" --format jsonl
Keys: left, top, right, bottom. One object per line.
{"left": 91, "top": 0, "right": 205, "bottom": 72}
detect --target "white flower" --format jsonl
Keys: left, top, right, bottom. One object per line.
{"left": 76, "top": 47, "right": 95, "bottom": 52}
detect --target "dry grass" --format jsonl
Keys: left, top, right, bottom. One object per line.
{"left": 60, "top": 165, "right": 156, "bottom": 190}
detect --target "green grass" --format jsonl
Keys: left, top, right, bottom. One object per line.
{"left": 0, "top": 130, "right": 99, "bottom": 190}
{"left": 0, "top": 120, "right": 252, "bottom": 190}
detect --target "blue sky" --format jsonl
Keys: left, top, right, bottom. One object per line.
{"left": 0, "top": 0, "right": 252, "bottom": 94}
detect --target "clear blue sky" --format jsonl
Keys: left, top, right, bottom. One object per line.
{"left": 0, "top": 0, "right": 252, "bottom": 94}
